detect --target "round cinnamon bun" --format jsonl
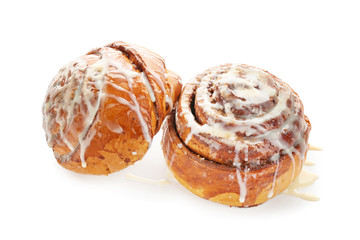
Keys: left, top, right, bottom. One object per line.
{"left": 43, "top": 41, "right": 182, "bottom": 175}
{"left": 162, "top": 64, "right": 311, "bottom": 207}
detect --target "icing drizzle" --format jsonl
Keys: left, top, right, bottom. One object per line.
{"left": 175, "top": 64, "right": 311, "bottom": 204}
{"left": 42, "top": 47, "right": 160, "bottom": 168}
{"left": 125, "top": 173, "right": 170, "bottom": 186}
{"left": 284, "top": 170, "right": 319, "bottom": 201}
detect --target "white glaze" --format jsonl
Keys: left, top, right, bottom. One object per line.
{"left": 304, "top": 160, "right": 315, "bottom": 166}
{"left": 309, "top": 144, "right": 322, "bottom": 151}
{"left": 268, "top": 152, "right": 280, "bottom": 198}
{"left": 165, "top": 72, "right": 175, "bottom": 111}
{"left": 140, "top": 72, "right": 156, "bottom": 102}
{"left": 123, "top": 42, "right": 167, "bottom": 94}
{"left": 284, "top": 170, "right": 319, "bottom": 201}
{"left": 43, "top": 48, "right": 160, "bottom": 168}
{"left": 176, "top": 64, "right": 309, "bottom": 204}
{"left": 165, "top": 95, "right": 173, "bottom": 111}
{"left": 125, "top": 173, "right": 170, "bottom": 186}
{"left": 233, "top": 142, "right": 249, "bottom": 203}
{"left": 107, "top": 94, "right": 152, "bottom": 146}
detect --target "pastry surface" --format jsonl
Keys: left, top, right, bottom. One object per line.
{"left": 162, "top": 64, "right": 311, "bottom": 207}
{"left": 43, "top": 41, "right": 182, "bottom": 174}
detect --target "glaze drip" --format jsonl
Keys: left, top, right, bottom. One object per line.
{"left": 175, "top": 64, "right": 311, "bottom": 204}
{"left": 42, "top": 47, "right": 159, "bottom": 168}
{"left": 284, "top": 170, "right": 319, "bottom": 201}
{"left": 125, "top": 173, "right": 170, "bottom": 186}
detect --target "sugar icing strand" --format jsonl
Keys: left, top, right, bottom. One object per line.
{"left": 43, "top": 48, "right": 158, "bottom": 167}
{"left": 176, "top": 64, "right": 311, "bottom": 203}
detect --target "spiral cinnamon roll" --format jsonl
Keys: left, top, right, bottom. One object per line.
{"left": 43, "top": 41, "right": 182, "bottom": 175}
{"left": 162, "top": 64, "right": 311, "bottom": 207}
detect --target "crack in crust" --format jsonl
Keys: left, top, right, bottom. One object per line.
{"left": 43, "top": 41, "right": 182, "bottom": 174}
{"left": 105, "top": 41, "right": 167, "bottom": 132}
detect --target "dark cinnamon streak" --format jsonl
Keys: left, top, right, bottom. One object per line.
{"left": 106, "top": 42, "right": 166, "bottom": 132}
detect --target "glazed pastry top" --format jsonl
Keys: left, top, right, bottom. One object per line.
{"left": 43, "top": 41, "right": 180, "bottom": 168}
{"left": 175, "top": 64, "right": 311, "bottom": 201}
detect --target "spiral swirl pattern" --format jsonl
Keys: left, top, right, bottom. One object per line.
{"left": 163, "top": 64, "right": 311, "bottom": 206}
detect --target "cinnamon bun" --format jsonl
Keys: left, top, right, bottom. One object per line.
{"left": 162, "top": 64, "right": 311, "bottom": 207}
{"left": 43, "top": 41, "right": 182, "bottom": 175}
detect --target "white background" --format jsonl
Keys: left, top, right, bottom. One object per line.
{"left": 1, "top": 0, "right": 359, "bottom": 239}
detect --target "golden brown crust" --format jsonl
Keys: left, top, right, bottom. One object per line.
{"left": 105, "top": 41, "right": 167, "bottom": 132}
{"left": 43, "top": 41, "right": 182, "bottom": 175}
{"left": 161, "top": 64, "right": 311, "bottom": 207}
{"left": 162, "top": 113, "right": 304, "bottom": 207}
